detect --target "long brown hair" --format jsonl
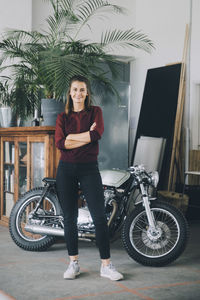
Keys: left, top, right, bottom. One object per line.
{"left": 65, "top": 75, "right": 92, "bottom": 115}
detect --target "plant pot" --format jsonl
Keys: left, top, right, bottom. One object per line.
{"left": 41, "top": 99, "right": 65, "bottom": 126}
{"left": 0, "top": 107, "right": 18, "bottom": 127}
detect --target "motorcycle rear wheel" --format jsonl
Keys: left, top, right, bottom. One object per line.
{"left": 9, "top": 187, "right": 61, "bottom": 251}
{"left": 122, "top": 201, "right": 189, "bottom": 267}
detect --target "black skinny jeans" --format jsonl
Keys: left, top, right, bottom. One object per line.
{"left": 56, "top": 161, "right": 110, "bottom": 259}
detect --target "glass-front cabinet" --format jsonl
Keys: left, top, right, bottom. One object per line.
{"left": 19, "top": 141, "right": 27, "bottom": 195}
{"left": 30, "top": 141, "right": 45, "bottom": 189}
{"left": 3, "top": 141, "right": 15, "bottom": 217}
{"left": 0, "top": 127, "right": 59, "bottom": 226}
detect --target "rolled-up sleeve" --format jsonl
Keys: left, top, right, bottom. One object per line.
{"left": 89, "top": 107, "right": 104, "bottom": 142}
{"left": 55, "top": 113, "right": 66, "bottom": 150}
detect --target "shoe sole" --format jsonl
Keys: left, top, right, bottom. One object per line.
{"left": 64, "top": 271, "right": 80, "bottom": 280}
{"left": 100, "top": 274, "right": 123, "bottom": 281}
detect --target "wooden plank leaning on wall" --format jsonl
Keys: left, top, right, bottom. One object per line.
{"left": 189, "top": 150, "right": 200, "bottom": 185}
{"left": 167, "top": 24, "right": 190, "bottom": 191}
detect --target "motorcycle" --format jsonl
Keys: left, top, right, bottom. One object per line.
{"left": 9, "top": 165, "right": 189, "bottom": 267}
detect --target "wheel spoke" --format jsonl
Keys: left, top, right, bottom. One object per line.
{"left": 16, "top": 195, "right": 56, "bottom": 242}
{"left": 129, "top": 207, "right": 180, "bottom": 258}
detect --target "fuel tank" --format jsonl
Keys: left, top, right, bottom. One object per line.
{"left": 100, "top": 169, "right": 130, "bottom": 188}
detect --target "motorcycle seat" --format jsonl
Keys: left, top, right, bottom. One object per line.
{"left": 42, "top": 177, "right": 56, "bottom": 185}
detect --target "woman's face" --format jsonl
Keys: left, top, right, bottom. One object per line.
{"left": 69, "top": 81, "right": 88, "bottom": 107}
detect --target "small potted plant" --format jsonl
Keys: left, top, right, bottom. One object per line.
{"left": 0, "top": 74, "right": 42, "bottom": 126}
{"left": 0, "top": 79, "right": 18, "bottom": 127}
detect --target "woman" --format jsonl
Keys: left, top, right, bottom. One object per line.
{"left": 55, "top": 75, "right": 123, "bottom": 281}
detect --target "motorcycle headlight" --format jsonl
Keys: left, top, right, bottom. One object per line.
{"left": 149, "top": 171, "right": 159, "bottom": 188}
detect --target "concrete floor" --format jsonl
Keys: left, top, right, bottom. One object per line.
{"left": 0, "top": 221, "right": 200, "bottom": 300}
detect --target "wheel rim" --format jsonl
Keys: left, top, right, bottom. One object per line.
{"left": 16, "top": 195, "right": 57, "bottom": 242}
{"left": 129, "top": 208, "right": 180, "bottom": 258}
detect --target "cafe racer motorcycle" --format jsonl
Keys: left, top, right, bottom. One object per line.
{"left": 9, "top": 165, "right": 189, "bottom": 267}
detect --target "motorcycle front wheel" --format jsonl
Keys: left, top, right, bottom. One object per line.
{"left": 9, "top": 187, "right": 61, "bottom": 251}
{"left": 122, "top": 201, "right": 189, "bottom": 267}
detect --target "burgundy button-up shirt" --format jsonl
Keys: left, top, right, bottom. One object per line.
{"left": 55, "top": 106, "right": 104, "bottom": 163}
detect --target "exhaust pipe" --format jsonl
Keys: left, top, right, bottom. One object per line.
{"left": 25, "top": 224, "right": 64, "bottom": 236}
{"left": 24, "top": 224, "right": 95, "bottom": 239}
{"left": 107, "top": 200, "right": 117, "bottom": 227}
{"left": 25, "top": 200, "right": 117, "bottom": 238}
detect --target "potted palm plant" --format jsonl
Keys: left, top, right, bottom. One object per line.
{"left": 0, "top": 0, "right": 154, "bottom": 125}
{"left": 0, "top": 80, "right": 14, "bottom": 127}
{"left": 0, "top": 78, "right": 33, "bottom": 126}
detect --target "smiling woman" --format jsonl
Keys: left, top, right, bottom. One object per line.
{"left": 55, "top": 74, "right": 124, "bottom": 281}
{"left": 64, "top": 80, "right": 92, "bottom": 145}
{"left": 70, "top": 81, "right": 88, "bottom": 110}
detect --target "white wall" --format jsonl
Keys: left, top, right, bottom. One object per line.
{"left": 0, "top": 0, "right": 32, "bottom": 32}
{"left": 0, "top": 0, "right": 32, "bottom": 79}
{"left": 32, "top": 0, "right": 52, "bottom": 31}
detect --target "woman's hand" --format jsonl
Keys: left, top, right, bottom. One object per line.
{"left": 65, "top": 123, "right": 96, "bottom": 146}
{"left": 65, "top": 139, "right": 88, "bottom": 149}
{"left": 90, "top": 122, "right": 96, "bottom": 131}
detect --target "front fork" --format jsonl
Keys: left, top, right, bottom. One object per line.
{"left": 140, "top": 183, "right": 157, "bottom": 233}
{"left": 32, "top": 184, "right": 51, "bottom": 215}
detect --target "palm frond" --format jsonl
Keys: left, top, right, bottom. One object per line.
{"left": 40, "top": 53, "right": 89, "bottom": 98}
{"left": 3, "top": 29, "right": 44, "bottom": 44}
{"left": 90, "top": 72, "right": 121, "bottom": 103}
{"left": 0, "top": 37, "right": 42, "bottom": 68}
{"left": 45, "top": 0, "right": 79, "bottom": 43}
{"left": 74, "top": 0, "right": 125, "bottom": 38}
{"left": 101, "top": 28, "right": 155, "bottom": 53}
{"left": 59, "top": 0, "right": 77, "bottom": 13}
{"left": 76, "top": 0, "right": 124, "bottom": 20}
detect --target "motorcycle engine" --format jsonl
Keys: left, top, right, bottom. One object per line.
{"left": 77, "top": 187, "right": 116, "bottom": 231}
{"left": 104, "top": 188, "right": 115, "bottom": 204}
{"left": 77, "top": 206, "right": 95, "bottom": 231}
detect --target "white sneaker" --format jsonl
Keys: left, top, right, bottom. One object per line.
{"left": 100, "top": 262, "right": 123, "bottom": 281}
{"left": 63, "top": 260, "right": 80, "bottom": 279}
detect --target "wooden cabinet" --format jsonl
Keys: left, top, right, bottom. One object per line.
{"left": 0, "top": 126, "right": 59, "bottom": 226}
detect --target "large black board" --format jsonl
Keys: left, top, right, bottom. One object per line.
{"left": 132, "top": 63, "right": 182, "bottom": 189}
